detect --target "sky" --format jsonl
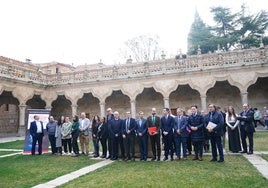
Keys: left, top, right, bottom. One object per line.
{"left": 0, "top": 0, "right": 267, "bottom": 66}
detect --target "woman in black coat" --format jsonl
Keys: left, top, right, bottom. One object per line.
{"left": 98, "top": 117, "right": 108, "bottom": 158}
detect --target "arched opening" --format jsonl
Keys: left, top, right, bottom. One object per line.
{"left": 169, "top": 84, "right": 201, "bottom": 114}
{"left": 51, "top": 95, "right": 72, "bottom": 120}
{"left": 105, "top": 90, "right": 130, "bottom": 118}
{"left": 77, "top": 93, "right": 100, "bottom": 119}
{"left": 0, "top": 91, "right": 20, "bottom": 135}
{"left": 26, "top": 95, "right": 46, "bottom": 109}
{"left": 136, "top": 87, "right": 163, "bottom": 117}
{"left": 248, "top": 77, "right": 268, "bottom": 111}
{"left": 207, "top": 81, "right": 241, "bottom": 112}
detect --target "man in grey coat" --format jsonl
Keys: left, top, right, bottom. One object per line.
{"left": 79, "top": 112, "right": 91, "bottom": 155}
{"left": 46, "top": 116, "right": 57, "bottom": 154}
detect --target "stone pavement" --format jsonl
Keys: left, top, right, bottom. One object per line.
{"left": 243, "top": 153, "right": 268, "bottom": 179}
{"left": 32, "top": 160, "right": 114, "bottom": 188}
{"left": 0, "top": 136, "right": 24, "bottom": 143}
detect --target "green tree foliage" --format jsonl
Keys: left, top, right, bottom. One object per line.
{"left": 187, "top": 4, "right": 268, "bottom": 55}
{"left": 187, "top": 11, "right": 216, "bottom": 55}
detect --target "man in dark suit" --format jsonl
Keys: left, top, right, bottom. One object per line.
{"left": 147, "top": 108, "right": 161, "bottom": 161}
{"left": 205, "top": 104, "right": 224, "bottom": 162}
{"left": 106, "top": 108, "right": 114, "bottom": 159}
{"left": 174, "top": 108, "right": 188, "bottom": 160}
{"left": 237, "top": 104, "right": 255, "bottom": 154}
{"left": 109, "top": 111, "right": 124, "bottom": 160}
{"left": 30, "top": 115, "right": 44, "bottom": 155}
{"left": 122, "top": 111, "right": 136, "bottom": 161}
{"left": 161, "top": 108, "right": 175, "bottom": 161}
{"left": 136, "top": 111, "right": 148, "bottom": 161}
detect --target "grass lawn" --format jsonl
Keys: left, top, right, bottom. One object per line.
{"left": 253, "top": 132, "right": 268, "bottom": 151}
{"left": 60, "top": 155, "right": 268, "bottom": 188}
{"left": 0, "top": 154, "right": 99, "bottom": 188}
{"left": 261, "top": 154, "right": 268, "bottom": 161}
{"left": 0, "top": 140, "right": 24, "bottom": 149}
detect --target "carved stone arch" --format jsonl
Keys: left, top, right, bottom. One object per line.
{"left": 245, "top": 71, "right": 268, "bottom": 92}
{"left": 12, "top": 86, "right": 35, "bottom": 105}
{"left": 59, "top": 89, "right": 83, "bottom": 105}
{"left": 41, "top": 89, "right": 58, "bottom": 108}
{"left": 80, "top": 88, "right": 102, "bottom": 103}
{"left": 23, "top": 89, "right": 44, "bottom": 104}
{"left": 121, "top": 83, "right": 143, "bottom": 101}
{"left": 229, "top": 72, "right": 256, "bottom": 93}
{"left": 154, "top": 80, "right": 178, "bottom": 98}
{"left": 92, "top": 86, "right": 114, "bottom": 103}
{"left": 190, "top": 76, "right": 215, "bottom": 96}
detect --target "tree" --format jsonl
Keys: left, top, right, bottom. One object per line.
{"left": 123, "top": 34, "right": 162, "bottom": 63}
{"left": 187, "top": 4, "right": 268, "bottom": 54}
{"left": 235, "top": 5, "right": 268, "bottom": 48}
{"left": 210, "top": 6, "right": 238, "bottom": 51}
{"left": 187, "top": 10, "right": 215, "bottom": 55}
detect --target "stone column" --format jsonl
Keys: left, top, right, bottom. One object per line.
{"left": 200, "top": 95, "right": 207, "bottom": 111}
{"left": 130, "top": 100, "right": 136, "bottom": 118}
{"left": 240, "top": 92, "right": 248, "bottom": 105}
{"left": 71, "top": 105, "right": 78, "bottom": 117}
{"left": 99, "top": 102, "right": 106, "bottom": 118}
{"left": 18, "top": 105, "right": 27, "bottom": 136}
{"left": 164, "top": 98, "right": 170, "bottom": 109}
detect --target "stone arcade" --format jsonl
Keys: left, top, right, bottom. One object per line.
{"left": 0, "top": 47, "right": 267, "bottom": 136}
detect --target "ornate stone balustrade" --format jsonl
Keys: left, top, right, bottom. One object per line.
{"left": 0, "top": 47, "right": 267, "bottom": 86}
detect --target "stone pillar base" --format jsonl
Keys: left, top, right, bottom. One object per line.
{"left": 17, "top": 126, "right": 26, "bottom": 137}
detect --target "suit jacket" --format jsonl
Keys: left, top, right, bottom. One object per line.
{"left": 122, "top": 118, "right": 136, "bottom": 136}
{"left": 174, "top": 116, "right": 188, "bottom": 138}
{"left": 204, "top": 111, "right": 224, "bottom": 137}
{"left": 98, "top": 122, "right": 108, "bottom": 139}
{"left": 160, "top": 115, "right": 174, "bottom": 135}
{"left": 109, "top": 118, "right": 123, "bottom": 138}
{"left": 136, "top": 118, "right": 148, "bottom": 136}
{"left": 237, "top": 109, "right": 255, "bottom": 133}
{"left": 146, "top": 115, "right": 161, "bottom": 134}
{"left": 188, "top": 113, "right": 204, "bottom": 141}
{"left": 79, "top": 118, "right": 90, "bottom": 136}
{"left": 30, "top": 121, "right": 44, "bottom": 137}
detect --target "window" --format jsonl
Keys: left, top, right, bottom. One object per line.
{"left": 56, "top": 67, "right": 59, "bottom": 74}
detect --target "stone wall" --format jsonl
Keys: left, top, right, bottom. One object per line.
{"left": 0, "top": 104, "right": 19, "bottom": 134}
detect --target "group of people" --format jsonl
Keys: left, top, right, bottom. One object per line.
{"left": 29, "top": 103, "right": 266, "bottom": 162}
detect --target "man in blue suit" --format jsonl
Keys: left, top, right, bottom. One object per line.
{"left": 122, "top": 111, "right": 136, "bottom": 161}
{"left": 136, "top": 111, "right": 148, "bottom": 161}
{"left": 174, "top": 108, "right": 188, "bottom": 160}
{"left": 30, "top": 115, "right": 44, "bottom": 155}
{"left": 161, "top": 108, "right": 175, "bottom": 161}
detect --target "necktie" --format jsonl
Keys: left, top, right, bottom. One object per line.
{"left": 139, "top": 119, "right": 142, "bottom": 127}
{"left": 127, "top": 118, "right": 130, "bottom": 129}
{"left": 152, "top": 115, "right": 155, "bottom": 125}
{"left": 210, "top": 113, "right": 213, "bottom": 121}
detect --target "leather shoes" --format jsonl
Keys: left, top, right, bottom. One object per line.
{"left": 198, "top": 157, "right": 203, "bottom": 161}
{"left": 157, "top": 157, "right": 161, "bottom": 161}
{"left": 240, "top": 151, "right": 247, "bottom": 154}
{"left": 247, "top": 152, "right": 253, "bottom": 155}
{"left": 210, "top": 158, "right": 217, "bottom": 162}
{"left": 163, "top": 157, "right": 168, "bottom": 161}
{"left": 151, "top": 156, "right": 156, "bottom": 161}
{"left": 192, "top": 157, "right": 198, "bottom": 160}
{"left": 218, "top": 159, "right": 224, "bottom": 162}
